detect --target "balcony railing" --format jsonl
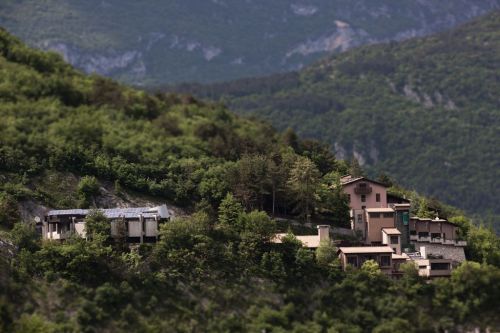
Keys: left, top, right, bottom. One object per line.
{"left": 442, "top": 239, "right": 455, "bottom": 245}
{"left": 456, "top": 240, "right": 467, "bottom": 246}
{"left": 47, "top": 231, "right": 71, "bottom": 240}
{"left": 410, "top": 235, "right": 418, "bottom": 241}
{"left": 430, "top": 238, "right": 442, "bottom": 244}
{"left": 418, "top": 236, "right": 430, "bottom": 242}
{"left": 354, "top": 185, "right": 372, "bottom": 195}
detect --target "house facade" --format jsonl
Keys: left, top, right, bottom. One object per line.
{"left": 42, "top": 205, "right": 170, "bottom": 243}
{"left": 338, "top": 175, "right": 466, "bottom": 278}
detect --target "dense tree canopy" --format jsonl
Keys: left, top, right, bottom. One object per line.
{"left": 0, "top": 27, "right": 499, "bottom": 332}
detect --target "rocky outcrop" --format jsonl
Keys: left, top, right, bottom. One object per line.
{"left": 4, "top": 0, "right": 498, "bottom": 84}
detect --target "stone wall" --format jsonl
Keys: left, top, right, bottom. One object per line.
{"left": 413, "top": 242, "right": 466, "bottom": 262}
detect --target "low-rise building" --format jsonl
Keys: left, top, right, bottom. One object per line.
{"left": 42, "top": 205, "right": 170, "bottom": 243}
{"left": 272, "top": 225, "right": 330, "bottom": 248}
{"left": 337, "top": 246, "right": 396, "bottom": 275}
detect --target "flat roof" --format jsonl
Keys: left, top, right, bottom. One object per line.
{"left": 366, "top": 208, "right": 394, "bottom": 213}
{"left": 272, "top": 234, "right": 321, "bottom": 248}
{"left": 382, "top": 228, "right": 401, "bottom": 235}
{"left": 338, "top": 246, "right": 394, "bottom": 254}
{"left": 47, "top": 205, "right": 170, "bottom": 219}
{"left": 392, "top": 253, "right": 409, "bottom": 260}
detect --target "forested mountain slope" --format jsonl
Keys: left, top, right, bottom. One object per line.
{"left": 1, "top": 0, "right": 499, "bottom": 84}
{"left": 0, "top": 29, "right": 500, "bottom": 332}
{"left": 172, "top": 11, "right": 500, "bottom": 224}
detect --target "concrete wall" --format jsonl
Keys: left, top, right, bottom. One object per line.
{"left": 441, "top": 223, "right": 456, "bottom": 241}
{"left": 128, "top": 221, "right": 142, "bottom": 237}
{"left": 145, "top": 220, "right": 158, "bottom": 237}
{"left": 367, "top": 214, "right": 394, "bottom": 244}
{"left": 414, "top": 242, "right": 466, "bottom": 262}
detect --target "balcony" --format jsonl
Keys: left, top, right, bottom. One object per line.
{"left": 430, "top": 238, "right": 442, "bottom": 244}
{"left": 442, "top": 239, "right": 455, "bottom": 245}
{"left": 410, "top": 235, "right": 418, "bottom": 241}
{"left": 456, "top": 240, "right": 467, "bottom": 247}
{"left": 418, "top": 236, "right": 430, "bottom": 242}
{"left": 429, "top": 269, "right": 452, "bottom": 277}
{"left": 354, "top": 184, "right": 372, "bottom": 195}
{"left": 46, "top": 231, "right": 71, "bottom": 240}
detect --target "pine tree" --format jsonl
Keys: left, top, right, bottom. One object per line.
{"left": 287, "top": 157, "right": 321, "bottom": 223}
{"left": 218, "top": 193, "right": 244, "bottom": 231}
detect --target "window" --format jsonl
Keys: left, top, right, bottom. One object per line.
{"left": 347, "top": 256, "right": 358, "bottom": 268}
{"left": 431, "top": 262, "right": 450, "bottom": 271}
{"left": 402, "top": 212, "right": 409, "bottom": 225}
{"left": 376, "top": 193, "right": 380, "bottom": 202}
{"left": 380, "top": 255, "right": 391, "bottom": 267}
{"left": 369, "top": 213, "right": 380, "bottom": 218}
{"left": 347, "top": 194, "right": 351, "bottom": 202}
{"left": 390, "top": 235, "right": 399, "bottom": 244}
{"left": 361, "top": 195, "right": 366, "bottom": 202}
{"left": 357, "top": 214, "right": 363, "bottom": 223}
{"left": 361, "top": 205, "right": 366, "bottom": 210}
{"left": 359, "top": 183, "right": 367, "bottom": 188}
{"left": 383, "top": 213, "right": 393, "bottom": 218}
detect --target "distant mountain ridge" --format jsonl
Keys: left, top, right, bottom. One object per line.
{"left": 0, "top": 0, "right": 499, "bottom": 85}
{"left": 169, "top": 11, "right": 500, "bottom": 224}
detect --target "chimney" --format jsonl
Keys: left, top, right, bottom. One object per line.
{"left": 420, "top": 246, "right": 427, "bottom": 259}
{"left": 317, "top": 225, "right": 330, "bottom": 242}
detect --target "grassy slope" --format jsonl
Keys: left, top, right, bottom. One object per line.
{"left": 172, "top": 12, "right": 500, "bottom": 224}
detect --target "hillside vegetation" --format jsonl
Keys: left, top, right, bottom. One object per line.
{"left": 0, "top": 0, "right": 499, "bottom": 84}
{"left": 1, "top": 29, "right": 500, "bottom": 332}
{"left": 171, "top": 12, "right": 500, "bottom": 227}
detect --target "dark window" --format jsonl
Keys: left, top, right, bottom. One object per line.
{"left": 383, "top": 213, "right": 394, "bottom": 218}
{"left": 380, "top": 255, "right": 391, "bottom": 267}
{"left": 390, "top": 236, "right": 399, "bottom": 244}
{"left": 359, "top": 183, "right": 367, "bottom": 188}
{"left": 361, "top": 205, "right": 366, "bottom": 210}
{"left": 357, "top": 214, "right": 363, "bottom": 223}
{"left": 431, "top": 233, "right": 441, "bottom": 239}
{"left": 347, "top": 194, "right": 351, "bottom": 202}
{"left": 361, "top": 195, "right": 366, "bottom": 202}
{"left": 376, "top": 193, "right": 381, "bottom": 202}
{"left": 418, "top": 232, "right": 429, "bottom": 237}
{"left": 347, "top": 256, "right": 358, "bottom": 267}
{"left": 369, "top": 213, "right": 381, "bottom": 218}
{"left": 410, "top": 230, "right": 417, "bottom": 235}
{"left": 431, "top": 262, "right": 450, "bottom": 271}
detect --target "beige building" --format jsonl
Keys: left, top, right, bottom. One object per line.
{"left": 337, "top": 246, "right": 396, "bottom": 275}
{"left": 272, "top": 225, "right": 330, "bottom": 248}
{"left": 42, "top": 205, "right": 170, "bottom": 243}
{"left": 381, "top": 228, "right": 401, "bottom": 254}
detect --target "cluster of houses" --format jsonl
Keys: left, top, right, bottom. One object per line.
{"left": 40, "top": 175, "right": 466, "bottom": 278}
{"left": 274, "top": 175, "right": 466, "bottom": 278}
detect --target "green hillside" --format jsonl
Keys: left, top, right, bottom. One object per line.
{"left": 0, "top": 0, "right": 499, "bottom": 84}
{"left": 1, "top": 28, "right": 500, "bottom": 333}
{"left": 171, "top": 12, "right": 500, "bottom": 225}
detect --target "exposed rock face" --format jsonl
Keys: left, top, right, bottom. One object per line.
{"left": 287, "top": 21, "right": 365, "bottom": 57}
{"left": 2, "top": 0, "right": 499, "bottom": 84}
{"left": 41, "top": 40, "right": 145, "bottom": 79}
